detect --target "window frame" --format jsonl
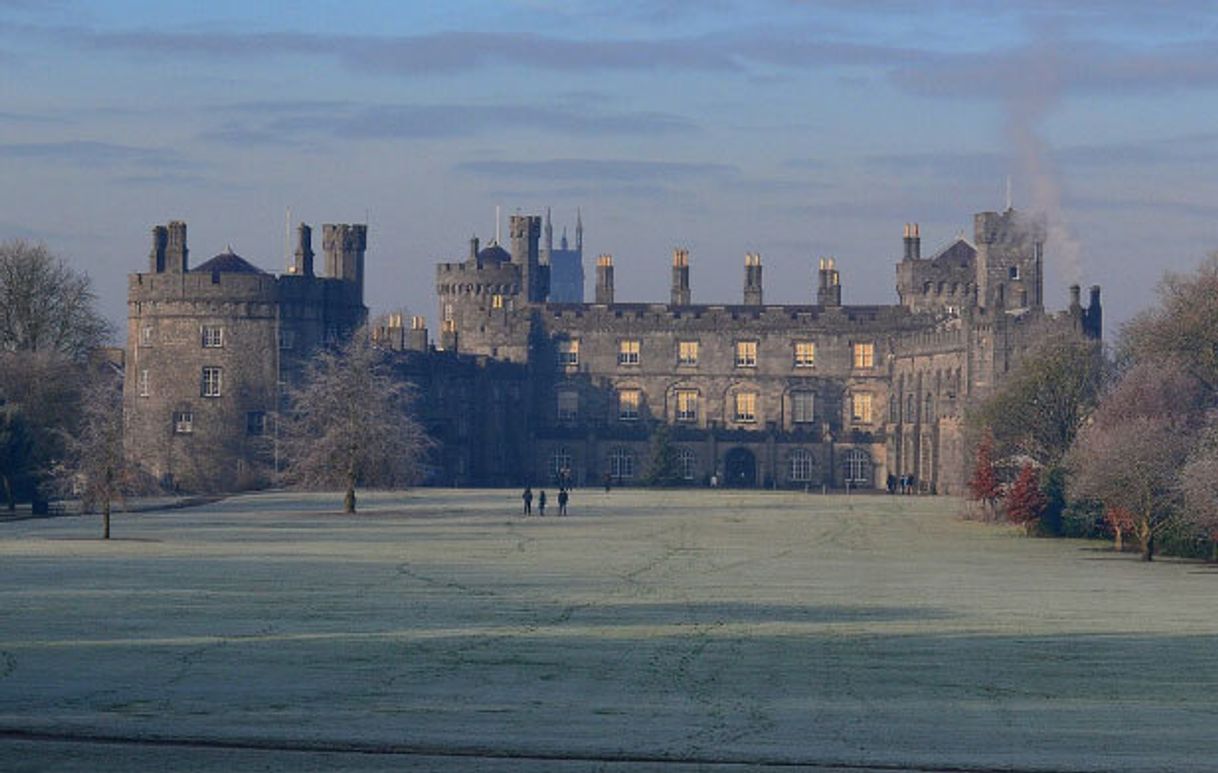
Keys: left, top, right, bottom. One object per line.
{"left": 735, "top": 340, "right": 758, "bottom": 368}
{"left": 791, "top": 391, "right": 815, "bottom": 424}
{"left": 677, "top": 340, "right": 700, "bottom": 367}
{"left": 794, "top": 341, "right": 816, "bottom": 368}
{"left": 173, "top": 410, "right": 194, "bottom": 435}
{"left": 201, "top": 325, "right": 224, "bottom": 348}
{"left": 201, "top": 367, "right": 223, "bottom": 398}
{"left": 789, "top": 449, "right": 814, "bottom": 482}
{"left": 618, "top": 388, "right": 641, "bottom": 421}
{"left": 851, "top": 392, "right": 874, "bottom": 424}
{"left": 137, "top": 368, "right": 150, "bottom": 398}
{"left": 675, "top": 389, "right": 699, "bottom": 422}
{"left": 734, "top": 391, "right": 757, "bottom": 423}
{"left": 617, "top": 339, "right": 641, "bottom": 366}
{"left": 852, "top": 342, "right": 875, "bottom": 369}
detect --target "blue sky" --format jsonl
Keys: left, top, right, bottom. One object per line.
{"left": 3, "top": 1, "right": 1218, "bottom": 336}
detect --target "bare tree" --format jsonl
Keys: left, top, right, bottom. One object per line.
{"left": 1122, "top": 253, "right": 1218, "bottom": 392}
{"left": 280, "top": 329, "right": 430, "bottom": 513}
{"left": 0, "top": 240, "right": 110, "bottom": 360}
{"left": 1068, "top": 361, "right": 1205, "bottom": 560}
{"left": 1176, "top": 419, "right": 1218, "bottom": 561}
{"left": 56, "top": 366, "right": 138, "bottom": 538}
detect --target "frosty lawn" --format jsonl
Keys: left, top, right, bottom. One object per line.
{"left": 1, "top": 489, "right": 1216, "bottom": 772}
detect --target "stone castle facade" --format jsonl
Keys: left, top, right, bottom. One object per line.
{"left": 124, "top": 207, "right": 1101, "bottom": 494}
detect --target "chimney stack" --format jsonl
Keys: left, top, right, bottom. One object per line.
{"left": 292, "top": 223, "right": 314, "bottom": 277}
{"left": 743, "top": 252, "right": 763, "bottom": 305}
{"left": 408, "top": 315, "right": 429, "bottom": 351}
{"left": 166, "top": 220, "right": 188, "bottom": 273}
{"left": 595, "top": 254, "right": 615, "bottom": 304}
{"left": 671, "top": 248, "right": 691, "bottom": 306}
{"left": 903, "top": 223, "right": 921, "bottom": 261}
{"left": 817, "top": 257, "right": 841, "bottom": 307}
{"left": 149, "top": 225, "right": 168, "bottom": 273}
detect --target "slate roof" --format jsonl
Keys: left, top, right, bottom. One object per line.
{"left": 192, "top": 248, "right": 265, "bottom": 275}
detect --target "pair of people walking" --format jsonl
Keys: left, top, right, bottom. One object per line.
{"left": 521, "top": 486, "right": 569, "bottom": 516}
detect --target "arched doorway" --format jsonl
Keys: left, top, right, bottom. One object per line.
{"left": 724, "top": 447, "right": 757, "bottom": 488}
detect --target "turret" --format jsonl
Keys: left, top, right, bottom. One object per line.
{"left": 149, "top": 225, "right": 168, "bottom": 273}
{"left": 1085, "top": 285, "right": 1102, "bottom": 339}
{"left": 595, "top": 254, "right": 615, "bottom": 305}
{"left": 903, "top": 223, "right": 921, "bottom": 261}
{"left": 291, "top": 223, "right": 314, "bottom": 277}
{"left": 743, "top": 252, "right": 763, "bottom": 305}
{"left": 323, "top": 223, "right": 367, "bottom": 301}
{"left": 671, "top": 248, "right": 691, "bottom": 306}
{"left": 166, "top": 220, "right": 188, "bottom": 273}
{"left": 510, "top": 214, "right": 545, "bottom": 303}
{"left": 817, "top": 257, "right": 841, "bottom": 307}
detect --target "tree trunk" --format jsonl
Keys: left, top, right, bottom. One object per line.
{"left": 344, "top": 485, "right": 356, "bottom": 514}
{"left": 102, "top": 500, "right": 110, "bottom": 540}
{"left": 1113, "top": 527, "right": 1123, "bottom": 553}
{"left": 1137, "top": 519, "right": 1153, "bottom": 562}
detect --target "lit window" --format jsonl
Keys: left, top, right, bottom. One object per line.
{"left": 491, "top": 294, "right": 504, "bottom": 309}
{"left": 140, "top": 324, "right": 154, "bottom": 346}
{"left": 851, "top": 393, "right": 874, "bottom": 423}
{"left": 278, "top": 329, "right": 295, "bottom": 350}
{"left": 443, "top": 303, "right": 454, "bottom": 321}
{"left": 678, "top": 448, "right": 697, "bottom": 480}
{"left": 789, "top": 449, "right": 814, "bottom": 482}
{"left": 853, "top": 342, "right": 875, "bottom": 369}
{"left": 609, "top": 448, "right": 635, "bottom": 480}
{"left": 557, "top": 339, "right": 580, "bottom": 367}
{"left": 794, "top": 341, "right": 815, "bottom": 368}
{"left": 676, "top": 390, "right": 698, "bottom": 422}
{"left": 201, "top": 325, "right": 224, "bottom": 348}
{"left": 618, "top": 388, "right": 640, "bottom": 420}
{"left": 618, "top": 339, "right": 640, "bottom": 366}
{"left": 246, "top": 411, "right": 266, "bottom": 436}
{"left": 735, "top": 392, "right": 757, "bottom": 422}
{"left": 678, "top": 341, "right": 699, "bottom": 366}
{"left": 792, "top": 391, "right": 815, "bottom": 423}
{"left": 557, "top": 391, "right": 579, "bottom": 421}
{"left": 201, "top": 367, "right": 223, "bottom": 398}
{"left": 735, "top": 341, "right": 757, "bottom": 367}
{"left": 138, "top": 369, "right": 150, "bottom": 397}
{"left": 173, "top": 411, "right": 193, "bottom": 434}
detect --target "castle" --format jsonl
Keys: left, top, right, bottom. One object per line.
{"left": 124, "top": 207, "right": 1101, "bottom": 493}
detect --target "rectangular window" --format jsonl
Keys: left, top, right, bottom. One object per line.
{"left": 792, "top": 391, "right": 815, "bottom": 423}
{"left": 491, "top": 294, "right": 504, "bottom": 309}
{"left": 618, "top": 339, "right": 640, "bottom": 366}
{"left": 851, "top": 393, "right": 874, "bottom": 423}
{"left": 278, "top": 329, "right": 295, "bottom": 350}
{"left": 677, "top": 341, "right": 699, "bottom": 367}
{"left": 246, "top": 411, "right": 266, "bottom": 436}
{"left": 173, "top": 411, "right": 193, "bottom": 434}
{"left": 140, "top": 324, "right": 154, "bottom": 346}
{"left": 735, "top": 340, "right": 758, "bottom": 368}
{"left": 557, "top": 339, "right": 580, "bottom": 367}
{"left": 557, "top": 391, "right": 579, "bottom": 421}
{"left": 676, "top": 390, "right": 698, "bottom": 422}
{"left": 794, "top": 341, "right": 816, "bottom": 368}
{"left": 138, "top": 369, "right": 150, "bottom": 397}
{"left": 618, "top": 388, "right": 640, "bottom": 420}
{"left": 201, "top": 325, "right": 224, "bottom": 348}
{"left": 852, "top": 342, "right": 875, "bottom": 369}
{"left": 734, "top": 392, "right": 757, "bottom": 422}
{"left": 201, "top": 367, "right": 223, "bottom": 398}
{"left": 443, "top": 303, "right": 454, "bottom": 321}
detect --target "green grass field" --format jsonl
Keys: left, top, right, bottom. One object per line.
{"left": 2, "top": 489, "right": 1216, "bottom": 771}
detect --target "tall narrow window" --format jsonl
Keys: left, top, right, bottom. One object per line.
{"left": 851, "top": 393, "right": 873, "bottom": 423}
{"left": 734, "top": 392, "right": 757, "bottom": 422}
{"left": 791, "top": 391, "right": 815, "bottom": 423}
{"left": 678, "top": 448, "right": 697, "bottom": 480}
{"left": 735, "top": 340, "right": 757, "bottom": 367}
{"left": 845, "top": 449, "right": 871, "bottom": 485}
{"left": 618, "top": 339, "right": 640, "bottom": 365}
{"left": 491, "top": 294, "right": 504, "bottom": 309}
{"left": 789, "top": 449, "right": 814, "bottom": 482}
{"left": 676, "top": 390, "right": 698, "bottom": 422}
{"left": 677, "top": 340, "right": 699, "bottom": 366}
{"left": 201, "top": 367, "right": 223, "bottom": 398}
{"left": 138, "top": 369, "right": 150, "bottom": 397}
{"left": 794, "top": 341, "right": 815, "bottom": 368}
{"left": 140, "top": 324, "right": 154, "bottom": 346}
{"left": 852, "top": 342, "right": 875, "bottom": 369}
{"left": 618, "top": 388, "right": 640, "bottom": 420}
{"left": 609, "top": 448, "right": 635, "bottom": 480}
{"left": 201, "top": 325, "right": 224, "bottom": 348}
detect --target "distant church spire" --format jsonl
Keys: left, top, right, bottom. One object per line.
{"left": 560, "top": 226, "right": 568, "bottom": 251}
{"left": 575, "top": 207, "right": 583, "bottom": 252}
{"left": 544, "top": 206, "right": 553, "bottom": 254}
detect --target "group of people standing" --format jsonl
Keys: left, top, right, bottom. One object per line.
{"left": 521, "top": 485, "right": 569, "bottom": 516}
{"left": 886, "top": 473, "right": 918, "bottom": 495}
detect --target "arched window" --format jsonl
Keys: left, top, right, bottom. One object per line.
{"left": 844, "top": 449, "right": 871, "bottom": 486}
{"left": 789, "top": 448, "right": 814, "bottom": 482}
{"left": 677, "top": 448, "right": 697, "bottom": 480}
{"left": 609, "top": 447, "right": 635, "bottom": 480}
{"left": 550, "top": 447, "right": 573, "bottom": 483}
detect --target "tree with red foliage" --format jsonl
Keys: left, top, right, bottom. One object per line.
{"left": 1006, "top": 463, "right": 1047, "bottom": 533}
{"left": 968, "top": 430, "right": 1003, "bottom": 519}
{"left": 1103, "top": 507, "right": 1135, "bottom": 553}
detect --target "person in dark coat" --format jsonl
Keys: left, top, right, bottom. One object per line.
{"left": 603, "top": 472, "right": 612, "bottom": 493}
{"left": 522, "top": 486, "right": 533, "bottom": 515}
{"left": 558, "top": 489, "right": 569, "bottom": 516}
{"left": 538, "top": 490, "right": 547, "bottom": 516}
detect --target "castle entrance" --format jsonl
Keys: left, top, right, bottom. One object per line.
{"left": 724, "top": 447, "right": 757, "bottom": 488}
